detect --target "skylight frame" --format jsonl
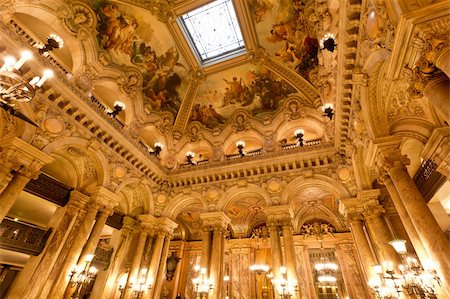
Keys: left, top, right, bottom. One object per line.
{"left": 179, "top": 0, "right": 246, "bottom": 65}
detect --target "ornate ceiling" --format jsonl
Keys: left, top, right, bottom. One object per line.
{"left": 3, "top": 0, "right": 342, "bottom": 171}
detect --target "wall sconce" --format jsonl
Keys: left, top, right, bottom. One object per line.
{"left": 236, "top": 141, "right": 246, "bottom": 157}
{"left": 38, "top": 34, "right": 64, "bottom": 55}
{"left": 294, "top": 129, "right": 304, "bottom": 147}
{"left": 69, "top": 254, "right": 98, "bottom": 298}
{"left": 322, "top": 103, "right": 334, "bottom": 120}
{"left": 107, "top": 101, "right": 126, "bottom": 117}
{"left": 186, "top": 151, "right": 196, "bottom": 165}
{"left": 151, "top": 142, "right": 163, "bottom": 157}
{"left": 166, "top": 252, "right": 180, "bottom": 281}
{"left": 320, "top": 33, "right": 337, "bottom": 52}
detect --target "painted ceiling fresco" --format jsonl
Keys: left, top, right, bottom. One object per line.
{"left": 92, "top": 0, "right": 189, "bottom": 118}
{"left": 176, "top": 202, "right": 205, "bottom": 240}
{"left": 190, "top": 63, "right": 297, "bottom": 129}
{"left": 226, "top": 196, "right": 267, "bottom": 238}
{"left": 249, "top": 0, "right": 337, "bottom": 81}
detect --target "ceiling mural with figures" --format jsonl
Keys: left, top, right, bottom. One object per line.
{"left": 225, "top": 196, "right": 267, "bottom": 238}
{"left": 249, "top": 0, "right": 339, "bottom": 82}
{"left": 190, "top": 63, "right": 297, "bottom": 129}
{"left": 92, "top": 0, "right": 190, "bottom": 118}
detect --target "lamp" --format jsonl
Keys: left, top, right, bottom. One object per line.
{"left": 236, "top": 141, "right": 245, "bottom": 157}
{"left": 69, "top": 254, "right": 98, "bottom": 299}
{"left": 315, "top": 257, "right": 338, "bottom": 284}
{"left": 107, "top": 101, "right": 126, "bottom": 117}
{"left": 1, "top": 51, "right": 53, "bottom": 103}
{"left": 322, "top": 103, "right": 334, "bottom": 120}
{"left": 150, "top": 142, "right": 163, "bottom": 157}
{"left": 117, "top": 273, "right": 129, "bottom": 299}
{"left": 38, "top": 34, "right": 64, "bottom": 55}
{"left": 294, "top": 129, "right": 304, "bottom": 147}
{"left": 270, "top": 266, "right": 298, "bottom": 299}
{"left": 319, "top": 33, "right": 337, "bottom": 52}
{"left": 192, "top": 266, "right": 213, "bottom": 299}
{"left": 368, "top": 262, "right": 402, "bottom": 299}
{"left": 130, "top": 268, "right": 152, "bottom": 299}
{"left": 390, "top": 239, "right": 440, "bottom": 299}
{"left": 224, "top": 275, "right": 230, "bottom": 299}
{"left": 186, "top": 151, "right": 196, "bottom": 165}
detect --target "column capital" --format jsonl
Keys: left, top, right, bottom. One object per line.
{"left": 200, "top": 211, "right": 231, "bottom": 230}
{"left": 89, "top": 186, "right": 120, "bottom": 210}
{"left": 263, "top": 205, "right": 294, "bottom": 227}
{"left": 138, "top": 214, "right": 178, "bottom": 235}
{"left": 366, "top": 136, "right": 410, "bottom": 173}
{"left": 0, "top": 135, "right": 54, "bottom": 179}
{"left": 66, "top": 190, "right": 90, "bottom": 214}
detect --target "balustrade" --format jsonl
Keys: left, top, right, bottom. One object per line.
{"left": 0, "top": 218, "right": 51, "bottom": 256}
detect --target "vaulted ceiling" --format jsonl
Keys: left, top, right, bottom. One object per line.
{"left": 8, "top": 0, "right": 342, "bottom": 171}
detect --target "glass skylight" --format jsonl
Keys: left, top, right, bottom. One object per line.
{"left": 180, "top": 0, "right": 246, "bottom": 64}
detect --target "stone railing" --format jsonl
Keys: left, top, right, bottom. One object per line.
{"left": 91, "top": 246, "right": 114, "bottom": 271}
{"left": 225, "top": 148, "right": 262, "bottom": 160}
{"left": 413, "top": 159, "right": 446, "bottom": 201}
{"left": 0, "top": 218, "right": 51, "bottom": 256}
{"left": 281, "top": 138, "right": 322, "bottom": 150}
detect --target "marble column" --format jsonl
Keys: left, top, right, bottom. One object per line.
{"left": 368, "top": 137, "right": 450, "bottom": 294}
{"left": 363, "top": 205, "right": 401, "bottom": 266}
{"left": 78, "top": 206, "right": 113, "bottom": 265}
{"left": 8, "top": 191, "right": 89, "bottom": 299}
{"left": 380, "top": 176, "right": 430, "bottom": 264}
{"left": 123, "top": 227, "right": 148, "bottom": 299}
{"left": 200, "top": 212, "right": 231, "bottom": 299}
{"left": 268, "top": 225, "right": 283, "bottom": 279}
{"left": 100, "top": 216, "right": 136, "bottom": 299}
{"left": 153, "top": 235, "right": 171, "bottom": 298}
{"left": 0, "top": 135, "right": 54, "bottom": 221}
{"left": 347, "top": 216, "right": 377, "bottom": 280}
{"left": 145, "top": 232, "right": 165, "bottom": 299}
{"left": 46, "top": 201, "right": 101, "bottom": 299}
{"left": 281, "top": 223, "right": 300, "bottom": 297}
{"left": 335, "top": 243, "right": 370, "bottom": 299}
{"left": 200, "top": 227, "right": 212, "bottom": 271}
{"left": 0, "top": 171, "right": 36, "bottom": 222}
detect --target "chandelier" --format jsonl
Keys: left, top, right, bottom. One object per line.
{"left": 368, "top": 239, "right": 440, "bottom": 299}
{"left": 270, "top": 266, "right": 298, "bottom": 299}
{"left": 69, "top": 254, "right": 98, "bottom": 299}
{"left": 192, "top": 266, "right": 214, "bottom": 299}
{"left": 1, "top": 51, "right": 53, "bottom": 103}
{"left": 315, "top": 258, "right": 338, "bottom": 284}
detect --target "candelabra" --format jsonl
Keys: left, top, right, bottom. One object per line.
{"left": 322, "top": 103, "right": 334, "bottom": 120}
{"left": 224, "top": 275, "right": 230, "bottom": 299}
{"left": 38, "top": 34, "right": 64, "bottom": 55}
{"left": 107, "top": 101, "right": 126, "bottom": 117}
{"left": 271, "top": 266, "right": 298, "bottom": 299}
{"left": 236, "top": 141, "right": 246, "bottom": 157}
{"left": 186, "top": 151, "right": 196, "bottom": 165}
{"left": 117, "top": 269, "right": 152, "bottom": 299}
{"left": 192, "top": 266, "right": 214, "bottom": 299}
{"left": 68, "top": 254, "right": 98, "bottom": 299}
{"left": 150, "top": 142, "right": 163, "bottom": 157}
{"left": 319, "top": 33, "right": 337, "bottom": 52}
{"left": 368, "top": 263, "right": 402, "bottom": 299}
{"left": 293, "top": 129, "right": 304, "bottom": 147}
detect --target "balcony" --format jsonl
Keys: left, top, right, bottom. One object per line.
{"left": 0, "top": 218, "right": 51, "bottom": 256}
{"left": 91, "top": 245, "right": 114, "bottom": 271}
{"left": 413, "top": 159, "right": 446, "bottom": 201}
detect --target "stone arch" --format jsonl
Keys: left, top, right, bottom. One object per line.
{"left": 282, "top": 175, "right": 351, "bottom": 205}
{"left": 42, "top": 137, "right": 109, "bottom": 189}
{"left": 162, "top": 192, "right": 208, "bottom": 220}
{"left": 216, "top": 184, "right": 272, "bottom": 211}
{"left": 294, "top": 204, "right": 345, "bottom": 233}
